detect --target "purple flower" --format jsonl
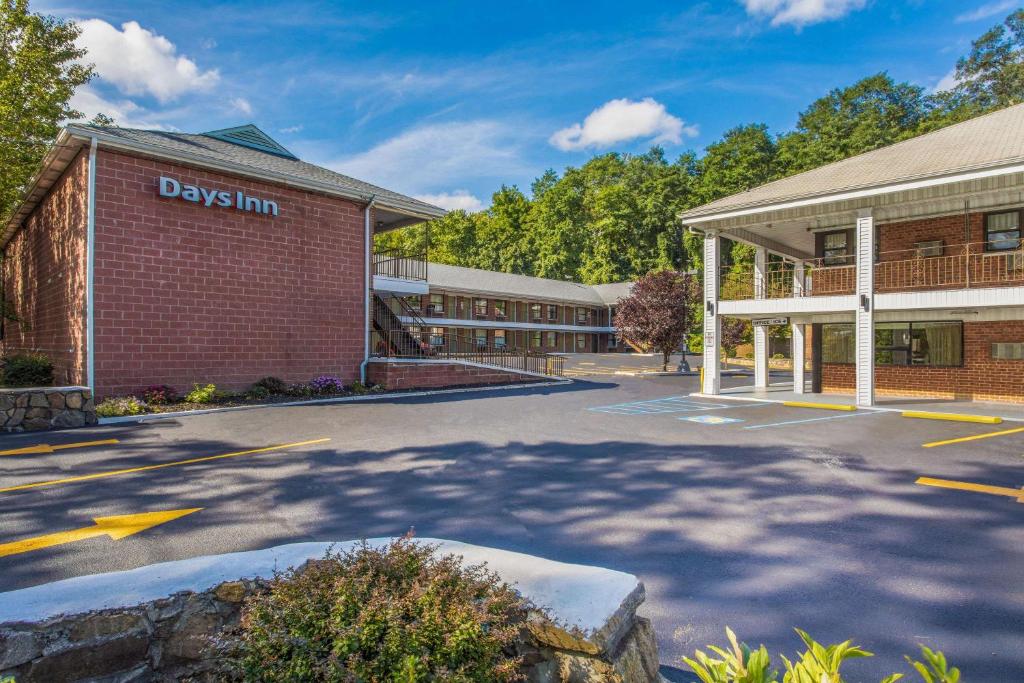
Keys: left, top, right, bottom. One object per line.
{"left": 310, "top": 375, "right": 345, "bottom": 394}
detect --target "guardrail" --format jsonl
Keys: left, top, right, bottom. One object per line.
{"left": 373, "top": 248, "right": 427, "bottom": 281}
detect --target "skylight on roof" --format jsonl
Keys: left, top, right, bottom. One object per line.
{"left": 202, "top": 124, "right": 297, "bottom": 159}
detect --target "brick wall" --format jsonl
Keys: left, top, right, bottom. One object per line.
{"left": 822, "top": 320, "right": 1024, "bottom": 403}
{"left": 1, "top": 151, "right": 89, "bottom": 386}
{"left": 92, "top": 150, "right": 366, "bottom": 397}
{"left": 366, "top": 359, "right": 545, "bottom": 391}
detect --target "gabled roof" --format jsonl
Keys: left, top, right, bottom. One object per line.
{"left": 202, "top": 124, "right": 297, "bottom": 159}
{"left": 4, "top": 123, "right": 447, "bottom": 244}
{"left": 427, "top": 262, "right": 632, "bottom": 306}
{"left": 680, "top": 103, "right": 1024, "bottom": 223}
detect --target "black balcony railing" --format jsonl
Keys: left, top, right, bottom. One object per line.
{"left": 373, "top": 248, "right": 427, "bottom": 281}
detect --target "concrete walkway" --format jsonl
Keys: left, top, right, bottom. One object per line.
{"left": 693, "top": 382, "right": 1024, "bottom": 422}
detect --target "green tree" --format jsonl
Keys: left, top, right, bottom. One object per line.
{"left": 0, "top": 0, "right": 93, "bottom": 222}
{"left": 951, "top": 9, "right": 1024, "bottom": 110}
{"left": 696, "top": 124, "right": 777, "bottom": 204}
{"left": 776, "top": 73, "right": 927, "bottom": 175}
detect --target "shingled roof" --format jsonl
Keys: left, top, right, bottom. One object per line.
{"left": 681, "top": 103, "right": 1024, "bottom": 222}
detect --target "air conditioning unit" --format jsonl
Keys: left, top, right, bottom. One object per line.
{"left": 915, "top": 240, "right": 944, "bottom": 258}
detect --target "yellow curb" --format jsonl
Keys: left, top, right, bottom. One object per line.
{"left": 782, "top": 401, "right": 857, "bottom": 412}
{"left": 902, "top": 411, "right": 1002, "bottom": 425}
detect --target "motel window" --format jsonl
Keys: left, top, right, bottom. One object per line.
{"left": 984, "top": 211, "right": 1022, "bottom": 251}
{"left": 530, "top": 331, "right": 542, "bottom": 348}
{"left": 429, "top": 294, "right": 444, "bottom": 314}
{"left": 530, "top": 303, "right": 542, "bottom": 321}
{"left": 429, "top": 327, "right": 445, "bottom": 347}
{"left": 494, "top": 330, "right": 507, "bottom": 348}
{"left": 474, "top": 329, "right": 488, "bottom": 348}
{"left": 609, "top": 335, "right": 618, "bottom": 349}
{"left": 547, "top": 304, "right": 558, "bottom": 321}
{"left": 474, "top": 298, "right": 488, "bottom": 316}
{"left": 822, "top": 231, "right": 849, "bottom": 266}
{"left": 576, "top": 334, "right": 587, "bottom": 350}
{"left": 494, "top": 300, "right": 507, "bottom": 318}
{"left": 992, "top": 342, "right": 1024, "bottom": 360}
{"left": 576, "top": 307, "right": 588, "bottom": 324}
{"left": 546, "top": 331, "right": 557, "bottom": 347}
{"left": 822, "top": 322, "right": 963, "bottom": 367}
{"left": 405, "top": 295, "right": 421, "bottom": 310}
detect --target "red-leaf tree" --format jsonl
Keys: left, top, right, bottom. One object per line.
{"left": 614, "top": 270, "right": 700, "bottom": 371}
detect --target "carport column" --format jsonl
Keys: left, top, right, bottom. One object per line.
{"left": 753, "top": 247, "right": 769, "bottom": 389}
{"left": 791, "top": 322, "right": 806, "bottom": 394}
{"left": 793, "top": 261, "right": 806, "bottom": 297}
{"left": 855, "top": 209, "right": 875, "bottom": 407}
{"left": 702, "top": 230, "right": 722, "bottom": 395}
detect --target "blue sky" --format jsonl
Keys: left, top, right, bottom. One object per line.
{"left": 38, "top": 0, "right": 1021, "bottom": 210}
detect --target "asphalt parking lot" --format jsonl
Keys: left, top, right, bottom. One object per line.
{"left": 0, "top": 354, "right": 1022, "bottom": 681}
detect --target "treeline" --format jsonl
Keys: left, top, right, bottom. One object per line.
{"left": 379, "top": 10, "right": 1024, "bottom": 284}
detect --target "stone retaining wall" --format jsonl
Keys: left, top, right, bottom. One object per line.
{"left": 0, "top": 540, "right": 661, "bottom": 682}
{"left": 0, "top": 386, "right": 97, "bottom": 432}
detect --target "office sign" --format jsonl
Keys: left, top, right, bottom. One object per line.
{"left": 158, "top": 176, "right": 279, "bottom": 216}
{"left": 752, "top": 317, "right": 789, "bottom": 327}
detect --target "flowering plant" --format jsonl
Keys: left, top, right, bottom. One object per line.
{"left": 309, "top": 375, "right": 345, "bottom": 394}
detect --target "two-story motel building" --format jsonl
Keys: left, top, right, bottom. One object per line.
{"left": 682, "top": 103, "right": 1024, "bottom": 406}
{"left": 2, "top": 123, "right": 630, "bottom": 398}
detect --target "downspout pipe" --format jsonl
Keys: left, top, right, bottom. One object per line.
{"left": 360, "top": 195, "right": 377, "bottom": 385}
{"left": 86, "top": 137, "right": 98, "bottom": 393}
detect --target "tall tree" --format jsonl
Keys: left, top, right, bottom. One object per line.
{"left": 696, "top": 124, "right": 777, "bottom": 204}
{"left": 776, "top": 73, "right": 926, "bottom": 175}
{"left": 0, "top": 0, "right": 93, "bottom": 221}
{"left": 613, "top": 270, "right": 700, "bottom": 371}
{"left": 952, "top": 9, "right": 1024, "bottom": 111}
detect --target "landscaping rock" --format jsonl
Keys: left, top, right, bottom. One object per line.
{"left": 65, "top": 391, "right": 83, "bottom": 410}
{"left": 0, "top": 387, "right": 96, "bottom": 433}
{"left": 0, "top": 630, "right": 39, "bottom": 669}
{"left": 46, "top": 392, "right": 66, "bottom": 410}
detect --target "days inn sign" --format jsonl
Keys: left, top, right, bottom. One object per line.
{"left": 157, "top": 176, "right": 279, "bottom": 216}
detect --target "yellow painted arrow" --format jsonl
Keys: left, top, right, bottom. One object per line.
{"left": 0, "top": 439, "right": 120, "bottom": 457}
{"left": 916, "top": 477, "right": 1024, "bottom": 503}
{"left": 0, "top": 508, "right": 202, "bottom": 558}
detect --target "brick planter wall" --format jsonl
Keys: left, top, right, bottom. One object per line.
{"left": 367, "top": 359, "right": 548, "bottom": 391}
{"left": 0, "top": 387, "right": 97, "bottom": 432}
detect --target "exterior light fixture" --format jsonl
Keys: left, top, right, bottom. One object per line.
{"left": 860, "top": 295, "right": 870, "bottom": 312}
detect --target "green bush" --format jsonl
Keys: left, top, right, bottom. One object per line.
{"left": 253, "top": 376, "right": 287, "bottom": 394}
{"left": 184, "top": 383, "right": 217, "bottom": 404}
{"left": 96, "top": 396, "right": 148, "bottom": 417}
{"left": 2, "top": 352, "right": 54, "bottom": 387}
{"left": 245, "top": 385, "right": 270, "bottom": 400}
{"left": 350, "top": 380, "right": 368, "bottom": 395}
{"left": 683, "top": 628, "right": 960, "bottom": 683}
{"left": 218, "top": 537, "right": 527, "bottom": 682}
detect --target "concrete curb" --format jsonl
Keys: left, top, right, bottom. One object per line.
{"left": 99, "top": 379, "right": 573, "bottom": 425}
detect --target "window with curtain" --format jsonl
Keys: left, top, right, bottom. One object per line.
{"left": 822, "top": 324, "right": 856, "bottom": 363}
{"left": 823, "top": 232, "right": 849, "bottom": 266}
{"left": 530, "top": 331, "right": 541, "bottom": 348}
{"left": 474, "top": 329, "right": 487, "bottom": 347}
{"left": 821, "top": 322, "right": 962, "bottom": 366}
{"left": 546, "top": 331, "right": 557, "bottom": 347}
{"left": 985, "top": 211, "right": 1022, "bottom": 251}
{"left": 494, "top": 300, "right": 507, "bottom": 318}
{"left": 494, "top": 330, "right": 507, "bottom": 348}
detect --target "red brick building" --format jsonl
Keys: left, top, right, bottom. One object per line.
{"left": 683, "top": 104, "right": 1024, "bottom": 405}
{"left": 1, "top": 124, "right": 447, "bottom": 398}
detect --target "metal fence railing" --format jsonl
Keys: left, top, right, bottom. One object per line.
{"left": 373, "top": 248, "right": 427, "bottom": 282}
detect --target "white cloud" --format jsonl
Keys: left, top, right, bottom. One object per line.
{"left": 68, "top": 84, "right": 174, "bottom": 129}
{"left": 329, "top": 120, "right": 527, "bottom": 194}
{"left": 76, "top": 19, "right": 219, "bottom": 102}
{"left": 933, "top": 69, "right": 961, "bottom": 93}
{"left": 741, "top": 0, "right": 867, "bottom": 27}
{"left": 955, "top": 1, "right": 1017, "bottom": 23}
{"left": 230, "top": 97, "right": 253, "bottom": 115}
{"left": 414, "top": 191, "right": 484, "bottom": 212}
{"left": 549, "top": 98, "right": 696, "bottom": 152}
{"left": 279, "top": 124, "right": 304, "bottom": 133}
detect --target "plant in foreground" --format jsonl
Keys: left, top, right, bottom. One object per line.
{"left": 184, "top": 383, "right": 217, "bottom": 404}
{"left": 684, "top": 628, "right": 959, "bottom": 683}
{"left": 217, "top": 537, "right": 527, "bottom": 682}
{"left": 1, "top": 352, "right": 54, "bottom": 387}
{"left": 253, "top": 376, "right": 287, "bottom": 394}
{"left": 95, "top": 396, "right": 148, "bottom": 418}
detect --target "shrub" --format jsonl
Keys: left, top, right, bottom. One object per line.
{"left": 253, "top": 376, "right": 287, "bottom": 394}
{"left": 2, "top": 352, "right": 54, "bottom": 387}
{"left": 349, "top": 380, "right": 368, "bottom": 395}
{"left": 218, "top": 537, "right": 526, "bottom": 682}
{"left": 184, "top": 383, "right": 217, "bottom": 404}
{"left": 212, "top": 389, "right": 240, "bottom": 403}
{"left": 245, "top": 385, "right": 270, "bottom": 400}
{"left": 141, "top": 384, "right": 178, "bottom": 405}
{"left": 96, "top": 396, "right": 148, "bottom": 417}
{"left": 284, "top": 382, "right": 314, "bottom": 398}
{"left": 309, "top": 374, "right": 345, "bottom": 394}
{"left": 683, "top": 628, "right": 959, "bottom": 683}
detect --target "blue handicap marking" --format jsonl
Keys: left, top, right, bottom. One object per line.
{"left": 681, "top": 415, "right": 744, "bottom": 425}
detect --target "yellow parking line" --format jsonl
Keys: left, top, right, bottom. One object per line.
{"left": 916, "top": 476, "right": 1024, "bottom": 502}
{"left": 782, "top": 401, "right": 857, "bottom": 412}
{"left": 903, "top": 411, "right": 1002, "bottom": 424}
{"left": 0, "top": 438, "right": 330, "bottom": 494}
{"left": 923, "top": 426, "right": 1024, "bottom": 448}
